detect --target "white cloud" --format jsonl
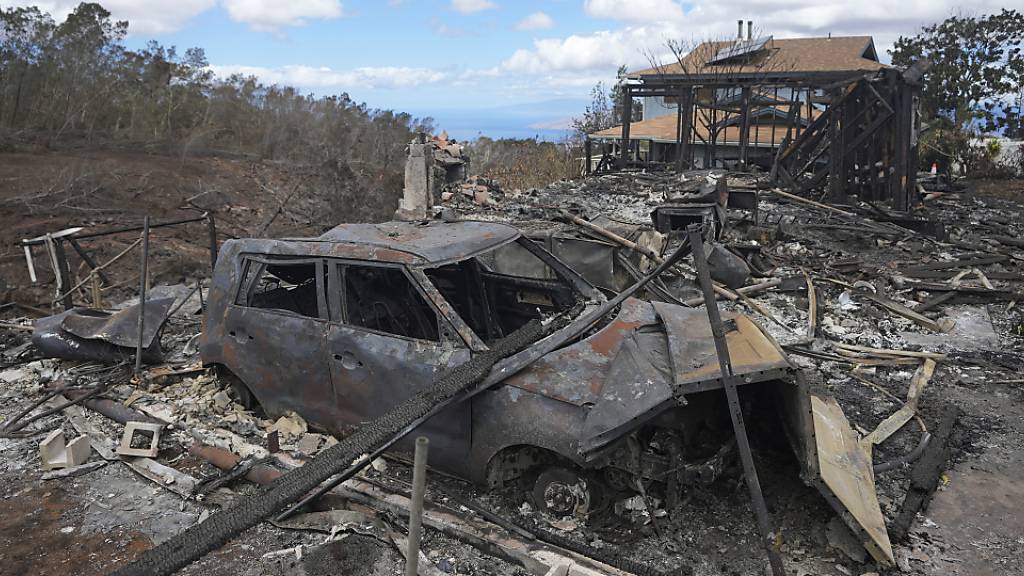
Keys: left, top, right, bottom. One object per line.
{"left": 583, "top": 0, "right": 684, "bottom": 23}
{"left": 450, "top": 0, "right": 496, "bottom": 15}
{"left": 515, "top": 11, "right": 554, "bottom": 31}
{"left": 221, "top": 0, "right": 343, "bottom": 32}
{"left": 502, "top": 22, "right": 683, "bottom": 75}
{"left": 503, "top": 0, "right": 1015, "bottom": 84}
{"left": 6, "top": 0, "right": 216, "bottom": 35}
{"left": 9, "top": 0, "right": 343, "bottom": 35}
{"left": 210, "top": 64, "right": 449, "bottom": 89}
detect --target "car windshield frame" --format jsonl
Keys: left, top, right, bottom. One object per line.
{"left": 414, "top": 235, "right": 603, "bottom": 350}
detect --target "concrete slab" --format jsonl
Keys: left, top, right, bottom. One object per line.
{"left": 900, "top": 306, "right": 1001, "bottom": 351}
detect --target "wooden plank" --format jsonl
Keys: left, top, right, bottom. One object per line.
{"left": 811, "top": 395, "right": 895, "bottom": 565}
{"left": 831, "top": 343, "right": 946, "bottom": 360}
{"left": 861, "top": 359, "right": 935, "bottom": 457}
{"left": 855, "top": 290, "right": 954, "bottom": 333}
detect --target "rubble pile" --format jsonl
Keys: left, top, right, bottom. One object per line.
{"left": 1, "top": 167, "right": 1023, "bottom": 576}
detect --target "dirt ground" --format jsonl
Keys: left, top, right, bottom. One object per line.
{"left": 2, "top": 151, "right": 1024, "bottom": 576}
{"left": 0, "top": 149, "right": 323, "bottom": 308}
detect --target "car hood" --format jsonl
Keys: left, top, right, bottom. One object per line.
{"left": 503, "top": 297, "right": 793, "bottom": 457}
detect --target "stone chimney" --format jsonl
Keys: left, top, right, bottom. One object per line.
{"left": 737, "top": 20, "right": 743, "bottom": 40}
{"left": 747, "top": 21, "right": 753, "bottom": 41}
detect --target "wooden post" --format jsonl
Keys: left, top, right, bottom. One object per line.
{"left": 584, "top": 138, "right": 592, "bottom": 175}
{"left": 91, "top": 274, "right": 102, "bottom": 308}
{"left": 828, "top": 87, "right": 846, "bottom": 200}
{"left": 68, "top": 238, "right": 111, "bottom": 285}
{"left": 893, "top": 74, "right": 914, "bottom": 211}
{"left": 619, "top": 84, "right": 632, "bottom": 169}
{"left": 206, "top": 213, "right": 219, "bottom": 270}
{"left": 52, "top": 238, "right": 73, "bottom": 311}
{"left": 135, "top": 216, "right": 150, "bottom": 373}
{"left": 738, "top": 86, "right": 752, "bottom": 168}
{"left": 676, "top": 87, "right": 693, "bottom": 172}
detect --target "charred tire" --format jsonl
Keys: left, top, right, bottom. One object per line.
{"left": 216, "top": 366, "right": 260, "bottom": 412}
{"left": 532, "top": 466, "right": 597, "bottom": 518}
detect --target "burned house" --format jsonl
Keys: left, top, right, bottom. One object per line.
{"left": 590, "top": 25, "right": 885, "bottom": 169}
{"left": 588, "top": 22, "right": 924, "bottom": 210}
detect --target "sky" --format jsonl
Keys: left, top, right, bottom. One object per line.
{"left": 6, "top": 0, "right": 1023, "bottom": 139}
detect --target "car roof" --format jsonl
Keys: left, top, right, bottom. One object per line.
{"left": 284, "top": 220, "right": 520, "bottom": 265}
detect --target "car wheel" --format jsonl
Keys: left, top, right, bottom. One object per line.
{"left": 531, "top": 466, "right": 594, "bottom": 518}
{"left": 217, "top": 366, "right": 260, "bottom": 411}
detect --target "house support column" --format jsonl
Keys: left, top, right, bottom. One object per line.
{"left": 618, "top": 84, "right": 632, "bottom": 169}
{"left": 676, "top": 87, "right": 694, "bottom": 172}
{"left": 738, "top": 86, "right": 752, "bottom": 168}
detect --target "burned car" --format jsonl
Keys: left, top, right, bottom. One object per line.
{"left": 200, "top": 221, "right": 820, "bottom": 520}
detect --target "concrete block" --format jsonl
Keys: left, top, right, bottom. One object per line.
{"left": 116, "top": 421, "right": 162, "bottom": 458}
{"left": 40, "top": 429, "right": 92, "bottom": 470}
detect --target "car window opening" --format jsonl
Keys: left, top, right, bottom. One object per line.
{"left": 343, "top": 265, "right": 439, "bottom": 341}
{"left": 241, "top": 261, "right": 320, "bottom": 318}
{"left": 426, "top": 242, "right": 578, "bottom": 344}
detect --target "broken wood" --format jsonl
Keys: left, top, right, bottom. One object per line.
{"left": 891, "top": 404, "right": 960, "bottom": 543}
{"left": 914, "top": 291, "right": 957, "bottom": 313}
{"left": 557, "top": 209, "right": 662, "bottom": 264}
{"left": 803, "top": 269, "right": 817, "bottom": 339}
{"left": 861, "top": 359, "right": 935, "bottom": 459}
{"left": 767, "top": 188, "right": 856, "bottom": 217}
{"left": 901, "top": 254, "right": 1008, "bottom": 274}
{"left": 989, "top": 235, "right": 1024, "bottom": 249}
{"left": 832, "top": 343, "right": 946, "bottom": 360}
{"left": 191, "top": 442, "right": 633, "bottom": 576}
{"left": 855, "top": 290, "right": 954, "bottom": 333}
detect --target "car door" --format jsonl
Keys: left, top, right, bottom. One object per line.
{"left": 324, "top": 259, "right": 472, "bottom": 472}
{"left": 222, "top": 256, "right": 337, "bottom": 426}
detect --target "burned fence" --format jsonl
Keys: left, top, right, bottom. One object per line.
{"left": 17, "top": 214, "right": 218, "bottom": 313}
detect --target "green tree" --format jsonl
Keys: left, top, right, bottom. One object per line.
{"left": 572, "top": 65, "right": 642, "bottom": 142}
{"left": 890, "top": 10, "right": 1024, "bottom": 134}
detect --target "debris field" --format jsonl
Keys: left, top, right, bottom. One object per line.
{"left": 2, "top": 161, "right": 1024, "bottom": 576}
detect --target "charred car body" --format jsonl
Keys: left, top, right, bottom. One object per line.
{"left": 200, "top": 220, "right": 890, "bottom": 561}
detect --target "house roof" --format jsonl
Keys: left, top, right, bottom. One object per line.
{"left": 630, "top": 36, "right": 884, "bottom": 78}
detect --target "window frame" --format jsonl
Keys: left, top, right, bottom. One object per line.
{"left": 325, "top": 258, "right": 463, "bottom": 347}
{"left": 233, "top": 255, "right": 328, "bottom": 321}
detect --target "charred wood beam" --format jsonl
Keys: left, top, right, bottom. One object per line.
{"left": 890, "top": 404, "right": 960, "bottom": 542}
{"left": 619, "top": 84, "right": 633, "bottom": 169}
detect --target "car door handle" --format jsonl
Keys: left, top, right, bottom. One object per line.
{"left": 332, "top": 352, "right": 363, "bottom": 370}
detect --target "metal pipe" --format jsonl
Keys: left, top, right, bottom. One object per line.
{"left": 65, "top": 391, "right": 167, "bottom": 427}
{"left": 188, "top": 443, "right": 284, "bottom": 486}
{"left": 72, "top": 214, "right": 207, "bottom": 240}
{"left": 23, "top": 245, "right": 37, "bottom": 283}
{"left": 135, "top": 216, "right": 150, "bottom": 373}
{"left": 405, "top": 436, "right": 429, "bottom": 576}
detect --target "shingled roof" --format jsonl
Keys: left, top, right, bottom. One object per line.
{"left": 630, "top": 36, "right": 884, "bottom": 78}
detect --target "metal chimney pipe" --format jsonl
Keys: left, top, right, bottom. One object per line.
{"left": 737, "top": 20, "right": 743, "bottom": 39}
{"left": 747, "top": 21, "right": 753, "bottom": 41}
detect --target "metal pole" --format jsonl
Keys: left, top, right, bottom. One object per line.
{"left": 206, "top": 213, "right": 218, "bottom": 270}
{"left": 405, "top": 436, "right": 429, "bottom": 576}
{"left": 135, "top": 216, "right": 150, "bottom": 373}
{"left": 686, "top": 224, "right": 786, "bottom": 576}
